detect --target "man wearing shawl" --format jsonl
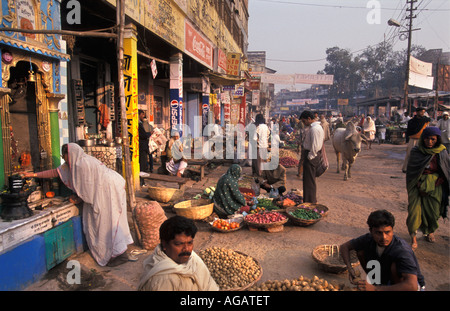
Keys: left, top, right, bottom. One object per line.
{"left": 213, "top": 164, "right": 247, "bottom": 217}
{"left": 402, "top": 107, "right": 431, "bottom": 173}
{"left": 406, "top": 127, "right": 449, "bottom": 250}
{"left": 138, "top": 216, "right": 219, "bottom": 291}
{"left": 25, "top": 143, "right": 134, "bottom": 266}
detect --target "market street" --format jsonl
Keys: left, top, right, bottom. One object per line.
{"left": 25, "top": 140, "right": 450, "bottom": 291}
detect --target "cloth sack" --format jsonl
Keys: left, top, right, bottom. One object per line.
{"left": 315, "top": 145, "right": 329, "bottom": 177}
{"left": 134, "top": 201, "right": 167, "bottom": 250}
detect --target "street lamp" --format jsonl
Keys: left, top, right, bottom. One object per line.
{"left": 387, "top": 18, "right": 401, "bottom": 27}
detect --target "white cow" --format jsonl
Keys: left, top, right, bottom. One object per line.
{"left": 332, "top": 122, "right": 368, "bottom": 180}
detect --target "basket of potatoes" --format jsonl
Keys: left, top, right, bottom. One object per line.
{"left": 199, "top": 247, "right": 262, "bottom": 291}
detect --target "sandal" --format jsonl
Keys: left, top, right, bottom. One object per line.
{"left": 425, "top": 233, "right": 435, "bottom": 243}
{"left": 410, "top": 234, "right": 418, "bottom": 250}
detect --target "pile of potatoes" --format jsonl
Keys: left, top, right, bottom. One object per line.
{"left": 249, "top": 275, "right": 341, "bottom": 291}
{"left": 199, "top": 247, "right": 262, "bottom": 290}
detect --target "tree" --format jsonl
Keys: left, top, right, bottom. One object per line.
{"left": 322, "top": 47, "right": 362, "bottom": 100}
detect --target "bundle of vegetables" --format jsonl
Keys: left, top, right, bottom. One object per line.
{"left": 199, "top": 247, "right": 261, "bottom": 290}
{"left": 249, "top": 275, "right": 340, "bottom": 291}
{"left": 289, "top": 207, "right": 321, "bottom": 220}
{"left": 279, "top": 156, "right": 299, "bottom": 167}
{"left": 256, "top": 198, "right": 278, "bottom": 210}
{"left": 245, "top": 211, "right": 286, "bottom": 224}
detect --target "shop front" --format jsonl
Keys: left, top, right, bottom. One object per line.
{"left": 0, "top": 0, "right": 82, "bottom": 291}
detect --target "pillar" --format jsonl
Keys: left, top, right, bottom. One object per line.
{"left": 170, "top": 53, "right": 183, "bottom": 135}
{"left": 123, "top": 24, "right": 139, "bottom": 189}
{"left": 0, "top": 88, "right": 11, "bottom": 189}
{"left": 47, "top": 93, "right": 65, "bottom": 168}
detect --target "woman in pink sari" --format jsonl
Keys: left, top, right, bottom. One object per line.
{"left": 24, "top": 143, "right": 134, "bottom": 267}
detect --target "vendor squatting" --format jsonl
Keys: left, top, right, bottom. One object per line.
{"left": 180, "top": 295, "right": 270, "bottom": 308}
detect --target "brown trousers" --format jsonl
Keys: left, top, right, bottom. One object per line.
{"left": 302, "top": 149, "right": 321, "bottom": 203}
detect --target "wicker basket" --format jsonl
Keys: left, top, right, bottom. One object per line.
{"left": 147, "top": 186, "right": 184, "bottom": 203}
{"left": 286, "top": 203, "right": 329, "bottom": 227}
{"left": 173, "top": 199, "right": 214, "bottom": 220}
{"left": 311, "top": 244, "right": 360, "bottom": 274}
{"left": 222, "top": 251, "right": 263, "bottom": 291}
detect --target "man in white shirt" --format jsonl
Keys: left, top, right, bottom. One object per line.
{"left": 437, "top": 111, "right": 450, "bottom": 153}
{"left": 300, "top": 110, "right": 324, "bottom": 203}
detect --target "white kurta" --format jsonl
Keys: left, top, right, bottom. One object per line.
{"left": 58, "top": 143, "right": 133, "bottom": 266}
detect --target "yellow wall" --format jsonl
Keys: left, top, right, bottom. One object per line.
{"left": 107, "top": 0, "right": 245, "bottom": 56}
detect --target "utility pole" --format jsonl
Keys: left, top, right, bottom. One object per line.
{"left": 403, "top": 0, "right": 418, "bottom": 114}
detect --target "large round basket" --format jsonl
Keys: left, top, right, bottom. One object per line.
{"left": 286, "top": 203, "right": 329, "bottom": 227}
{"left": 223, "top": 251, "right": 263, "bottom": 291}
{"left": 311, "top": 244, "right": 360, "bottom": 274}
{"left": 173, "top": 199, "right": 214, "bottom": 220}
{"left": 244, "top": 212, "right": 288, "bottom": 228}
{"left": 147, "top": 186, "right": 184, "bottom": 203}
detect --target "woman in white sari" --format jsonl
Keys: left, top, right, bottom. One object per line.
{"left": 25, "top": 143, "right": 134, "bottom": 266}
{"left": 363, "top": 116, "right": 376, "bottom": 149}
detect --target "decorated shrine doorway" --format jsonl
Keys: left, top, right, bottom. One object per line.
{"left": 3, "top": 60, "right": 52, "bottom": 176}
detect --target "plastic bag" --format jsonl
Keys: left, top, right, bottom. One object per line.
{"left": 269, "top": 187, "right": 279, "bottom": 198}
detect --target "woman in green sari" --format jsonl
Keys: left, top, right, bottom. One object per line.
{"left": 213, "top": 164, "right": 247, "bottom": 217}
{"left": 406, "top": 127, "right": 449, "bottom": 250}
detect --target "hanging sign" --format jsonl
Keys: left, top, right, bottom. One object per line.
{"left": 151, "top": 59, "right": 158, "bottom": 79}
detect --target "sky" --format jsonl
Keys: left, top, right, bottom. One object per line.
{"left": 248, "top": 0, "right": 450, "bottom": 91}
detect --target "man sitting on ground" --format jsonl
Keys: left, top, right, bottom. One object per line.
{"left": 138, "top": 216, "right": 219, "bottom": 291}
{"left": 340, "top": 209, "right": 425, "bottom": 291}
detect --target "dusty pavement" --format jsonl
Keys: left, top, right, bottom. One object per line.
{"left": 24, "top": 140, "right": 450, "bottom": 292}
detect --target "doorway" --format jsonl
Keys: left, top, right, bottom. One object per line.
{"left": 7, "top": 61, "right": 40, "bottom": 171}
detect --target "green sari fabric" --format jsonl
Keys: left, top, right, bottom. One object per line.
{"left": 406, "top": 139, "right": 449, "bottom": 235}
{"left": 213, "top": 164, "right": 246, "bottom": 217}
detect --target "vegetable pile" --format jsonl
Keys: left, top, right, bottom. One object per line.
{"left": 199, "top": 247, "right": 261, "bottom": 290}
{"left": 274, "top": 192, "right": 303, "bottom": 207}
{"left": 245, "top": 211, "right": 286, "bottom": 224}
{"left": 212, "top": 219, "right": 240, "bottom": 231}
{"left": 256, "top": 198, "right": 278, "bottom": 210}
{"left": 249, "top": 275, "right": 340, "bottom": 291}
{"left": 278, "top": 192, "right": 303, "bottom": 204}
{"left": 289, "top": 208, "right": 321, "bottom": 220}
{"left": 279, "top": 156, "right": 299, "bottom": 167}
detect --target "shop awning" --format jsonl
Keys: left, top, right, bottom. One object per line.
{"left": 0, "top": 36, "right": 71, "bottom": 61}
{"left": 204, "top": 71, "right": 246, "bottom": 86}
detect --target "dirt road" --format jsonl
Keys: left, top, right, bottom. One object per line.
{"left": 25, "top": 140, "right": 450, "bottom": 291}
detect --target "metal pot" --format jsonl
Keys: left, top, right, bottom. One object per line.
{"left": 77, "top": 139, "right": 95, "bottom": 147}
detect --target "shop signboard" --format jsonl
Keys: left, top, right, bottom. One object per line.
{"left": 239, "top": 97, "right": 246, "bottom": 126}
{"left": 222, "top": 92, "right": 231, "bottom": 122}
{"left": 185, "top": 21, "right": 213, "bottom": 69}
{"left": 227, "top": 53, "right": 241, "bottom": 77}
{"left": 123, "top": 33, "right": 140, "bottom": 185}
